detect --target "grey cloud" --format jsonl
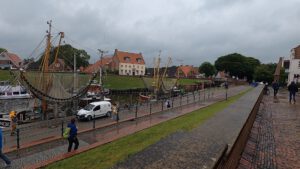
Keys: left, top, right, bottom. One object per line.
{"left": 1, "top": 0, "right": 300, "bottom": 67}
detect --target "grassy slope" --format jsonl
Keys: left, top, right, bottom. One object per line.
{"left": 46, "top": 88, "right": 251, "bottom": 169}
{"left": 0, "top": 70, "right": 12, "bottom": 81}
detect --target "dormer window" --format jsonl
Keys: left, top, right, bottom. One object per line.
{"left": 136, "top": 58, "right": 142, "bottom": 63}
{"left": 124, "top": 57, "right": 130, "bottom": 62}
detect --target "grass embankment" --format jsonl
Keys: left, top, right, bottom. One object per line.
{"left": 0, "top": 70, "right": 11, "bottom": 81}
{"left": 102, "top": 75, "right": 145, "bottom": 90}
{"left": 178, "top": 78, "right": 209, "bottom": 85}
{"left": 46, "top": 88, "right": 251, "bottom": 169}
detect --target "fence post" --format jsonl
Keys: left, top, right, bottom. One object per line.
{"left": 187, "top": 93, "right": 189, "bottom": 104}
{"left": 16, "top": 129, "right": 20, "bottom": 149}
{"left": 172, "top": 98, "right": 174, "bottom": 108}
{"left": 93, "top": 114, "right": 96, "bottom": 129}
{"left": 204, "top": 89, "right": 206, "bottom": 102}
{"left": 150, "top": 103, "right": 152, "bottom": 115}
{"left": 61, "top": 120, "right": 64, "bottom": 137}
{"left": 199, "top": 90, "right": 201, "bottom": 101}
{"left": 180, "top": 95, "right": 182, "bottom": 106}
{"left": 161, "top": 101, "right": 164, "bottom": 111}
{"left": 135, "top": 105, "right": 138, "bottom": 119}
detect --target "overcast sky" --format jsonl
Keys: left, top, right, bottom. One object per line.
{"left": 1, "top": 0, "right": 300, "bottom": 66}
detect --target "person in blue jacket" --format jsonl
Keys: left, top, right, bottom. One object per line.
{"left": 67, "top": 118, "right": 79, "bottom": 152}
{"left": 0, "top": 127, "right": 11, "bottom": 167}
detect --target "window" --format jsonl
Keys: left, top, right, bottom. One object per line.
{"left": 136, "top": 58, "right": 142, "bottom": 63}
{"left": 94, "top": 105, "right": 100, "bottom": 111}
{"left": 124, "top": 57, "right": 131, "bottom": 62}
{"left": 129, "top": 65, "right": 131, "bottom": 68}
{"left": 141, "top": 71, "right": 143, "bottom": 74}
{"left": 121, "top": 65, "right": 123, "bottom": 67}
{"left": 137, "top": 65, "right": 139, "bottom": 68}
{"left": 125, "top": 70, "right": 127, "bottom": 73}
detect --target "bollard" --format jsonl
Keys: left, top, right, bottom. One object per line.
{"left": 161, "top": 101, "right": 164, "bottom": 111}
{"left": 117, "top": 112, "right": 120, "bottom": 123}
{"left": 150, "top": 103, "right": 152, "bottom": 115}
{"left": 226, "top": 89, "right": 228, "bottom": 100}
{"left": 61, "top": 120, "right": 64, "bottom": 137}
{"left": 204, "top": 90, "right": 206, "bottom": 102}
{"left": 16, "top": 128, "right": 20, "bottom": 149}
{"left": 93, "top": 114, "right": 96, "bottom": 129}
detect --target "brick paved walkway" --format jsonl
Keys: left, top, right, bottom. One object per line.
{"left": 238, "top": 89, "right": 300, "bottom": 169}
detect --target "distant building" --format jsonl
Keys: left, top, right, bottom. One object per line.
{"left": 84, "top": 56, "right": 113, "bottom": 74}
{"left": 49, "top": 58, "right": 72, "bottom": 71}
{"left": 0, "top": 51, "right": 22, "bottom": 69}
{"left": 112, "top": 49, "right": 145, "bottom": 76}
{"left": 286, "top": 45, "right": 300, "bottom": 84}
{"left": 176, "top": 65, "right": 199, "bottom": 78}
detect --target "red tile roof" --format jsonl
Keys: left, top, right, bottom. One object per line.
{"left": 84, "top": 56, "right": 112, "bottom": 73}
{"left": 177, "top": 65, "right": 198, "bottom": 77}
{"left": 7, "top": 52, "right": 22, "bottom": 67}
{"left": 115, "top": 49, "right": 145, "bottom": 64}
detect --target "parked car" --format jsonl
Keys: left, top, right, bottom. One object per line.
{"left": 76, "top": 101, "right": 112, "bottom": 121}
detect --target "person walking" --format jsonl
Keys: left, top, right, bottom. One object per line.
{"left": 272, "top": 80, "right": 279, "bottom": 97}
{"left": 288, "top": 81, "right": 298, "bottom": 104}
{"left": 67, "top": 118, "right": 79, "bottom": 152}
{"left": 9, "top": 111, "right": 17, "bottom": 136}
{"left": 0, "top": 127, "right": 11, "bottom": 167}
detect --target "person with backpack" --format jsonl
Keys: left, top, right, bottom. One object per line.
{"left": 288, "top": 81, "right": 298, "bottom": 104}
{"left": 272, "top": 80, "right": 279, "bottom": 97}
{"left": 0, "top": 127, "right": 11, "bottom": 167}
{"left": 67, "top": 118, "right": 79, "bottom": 152}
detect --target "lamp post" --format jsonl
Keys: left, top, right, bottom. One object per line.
{"left": 97, "top": 49, "right": 108, "bottom": 100}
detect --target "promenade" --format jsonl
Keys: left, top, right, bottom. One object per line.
{"left": 0, "top": 86, "right": 248, "bottom": 168}
{"left": 238, "top": 88, "right": 300, "bottom": 169}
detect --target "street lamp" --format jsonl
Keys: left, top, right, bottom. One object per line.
{"left": 97, "top": 49, "right": 108, "bottom": 100}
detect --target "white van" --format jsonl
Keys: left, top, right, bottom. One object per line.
{"left": 77, "top": 101, "right": 112, "bottom": 121}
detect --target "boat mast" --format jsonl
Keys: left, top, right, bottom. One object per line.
{"left": 41, "top": 20, "right": 52, "bottom": 114}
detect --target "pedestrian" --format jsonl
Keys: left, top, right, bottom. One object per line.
{"left": 9, "top": 111, "right": 17, "bottom": 136}
{"left": 67, "top": 118, "right": 79, "bottom": 152}
{"left": 0, "top": 127, "right": 11, "bottom": 167}
{"left": 112, "top": 103, "right": 119, "bottom": 121}
{"left": 288, "top": 81, "right": 298, "bottom": 104}
{"left": 272, "top": 80, "right": 279, "bottom": 97}
{"left": 165, "top": 99, "right": 171, "bottom": 109}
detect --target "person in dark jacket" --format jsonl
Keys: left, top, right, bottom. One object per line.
{"left": 272, "top": 80, "right": 279, "bottom": 96}
{"left": 67, "top": 118, "right": 79, "bottom": 152}
{"left": 0, "top": 127, "right": 11, "bottom": 167}
{"left": 288, "top": 81, "right": 298, "bottom": 104}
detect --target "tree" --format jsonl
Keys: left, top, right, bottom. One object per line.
{"left": 253, "top": 65, "right": 273, "bottom": 84}
{"left": 215, "top": 53, "right": 260, "bottom": 81}
{"left": 199, "top": 62, "right": 216, "bottom": 77}
{"left": 50, "top": 44, "right": 90, "bottom": 69}
{"left": 0, "top": 48, "right": 7, "bottom": 53}
{"left": 31, "top": 44, "right": 90, "bottom": 70}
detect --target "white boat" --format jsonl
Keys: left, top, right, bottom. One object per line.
{"left": 0, "top": 82, "right": 31, "bottom": 99}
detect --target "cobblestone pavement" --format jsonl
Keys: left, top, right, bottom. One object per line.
{"left": 0, "top": 86, "right": 248, "bottom": 168}
{"left": 238, "top": 89, "right": 300, "bottom": 169}
{"left": 112, "top": 86, "right": 263, "bottom": 169}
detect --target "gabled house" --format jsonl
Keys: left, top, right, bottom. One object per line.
{"left": 112, "top": 49, "right": 145, "bottom": 76}
{"left": 84, "top": 56, "right": 113, "bottom": 74}
{"left": 176, "top": 65, "right": 199, "bottom": 78}
{"left": 285, "top": 45, "right": 300, "bottom": 84}
{"left": 0, "top": 51, "right": 22, "bottom": 69}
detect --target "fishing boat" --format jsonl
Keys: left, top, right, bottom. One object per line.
{"left": 0, "top": 81, "right": 31, "bottom": 99}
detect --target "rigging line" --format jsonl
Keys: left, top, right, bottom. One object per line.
{"left": 63, "top": 35, "right": 101, "bottom": 55}
{"left": 27, "top": 36, "right": 47, "bottom": 59}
